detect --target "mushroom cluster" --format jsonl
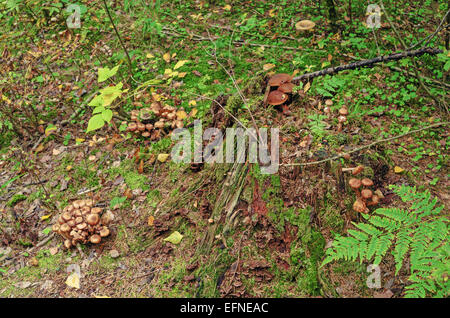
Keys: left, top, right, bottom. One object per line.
{"left": 323, "top": 100, "right": 348, "bottom": 132}
{"left": 348, "top": 166, "right": 381, "bottom": 214}
{"left": 126, "top": 102, "right": 185, "bottom": 140}
{"left": 52, "top": 200, "right": 111, "bottom": 249}
{"left": 266, "top": 74, "right": 295, "bottom": 112}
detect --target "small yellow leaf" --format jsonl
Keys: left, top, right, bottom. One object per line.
{"left": 41, "top": 214, "right": 52, "bottom": 221}
{"left": 223, "top": 4, "right": 231, "bottom": 11}
{"left": 147, "top": 215, "right": 155, "bottom": 226}
{"left": 146, "top": 53, "right": 154, "bottom": 59}
{"left": 66, "top": 272, "right": 80, "bottom": 289}
{"left": 163, "top": 52, "right": 171, "bottom": 63}
{"left": 75, "top": 138, "right": 85, "bottom": 145}
{"left": 176, "top": 110, "right": 187, "bottom": 120}
{"left": 45, "top": 125, "right": 58, "bottom": 137}
{"left": 303, "top": 81, "right": 311, "bottom": 93}
{"left": 177, "top": 72, "right": 187, "bottom": 78}
{"left": 174, "top": 60, "right": 189, "bottom": 70}
{"left": 394, "top": 166, "right": 405, "bottom": 174}
{"left": 35, "top": 144, "right": 45, "bottom": 153}
{"left": 66, "top": 165, "right": 73, "bottom": 171}
{"left": 94, "top": 295, "right": 110, "bottom": 298}
{"left": 189, "top": 100, "right": 197, "bottom": 106}
{"left": 157, "top": 153, "right": 169, "bottom": 163}
{"left": 268, "top": 9, "right": 275, "bottom": 17}
{"left": 263, "top": 63, "right": 275, "bottom": 71}
{"left": 190, "top": 108, "right": 198, "bottom": 117}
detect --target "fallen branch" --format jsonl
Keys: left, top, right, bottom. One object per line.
{"left": 292, "top": 46, "right": 442, "bottom": 82}
{"left": 282, "top": 121, "right": 449, "bottom": 167}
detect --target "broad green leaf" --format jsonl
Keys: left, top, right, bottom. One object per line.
{"left": 102, "top": 109, "right": 113, "bottom": 122}
{"left": 93, "top": 106, "right": 105, "bottom": 114}
{"left": 88, "top": 94, "right": 103, "bottom": 107}
{"left": 86, "top": 114, "right": 105, "bottom": 133}
{"left": 98, "top": 65, "right": 120, "bottom": 83}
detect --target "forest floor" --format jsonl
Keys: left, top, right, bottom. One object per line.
{"left": 0, "top": 0, "right": 448, "bottom": 298}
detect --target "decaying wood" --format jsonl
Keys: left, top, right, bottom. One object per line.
{"left": 292, "top": 47, "right": 442, "bottom": 82}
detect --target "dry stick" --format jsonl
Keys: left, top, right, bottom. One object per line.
{"left": 409, "top": 9, "right": 450, "bottom": 49}
{"left": 102, "top": 0, "right": 133, "bottom": 76}
{"left": 282, "top": 121, "right": 449, "bottom": 167}
{"left": 342, "top": 53, "right": 450, "bottom": 90}
{"left": 291, "top": 47, "right": 442, "bottom": 82}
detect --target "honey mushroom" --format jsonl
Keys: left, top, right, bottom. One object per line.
{"left": 52, "top": 199, "right": 111, "bottom": 249}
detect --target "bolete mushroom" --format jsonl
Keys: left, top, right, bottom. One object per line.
{"left": 268, "top": 73, "right": 292, "bottom": 88}
{"left": 267, "top": 90, "right": 288, "bottom": 106}
{"left": 278, "top": 82, "right": 295, "bottom": 94}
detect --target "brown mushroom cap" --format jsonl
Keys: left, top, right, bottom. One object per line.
{"left": 90, "top": 234, "right": 101, "bottom": 244}
{"left": 352, "top": 165, "right": 364, "bottom": 176}
{"left": 64, "top": 239, "right": 72, "bottom": 249}
{"left": 99, "top": 227, "right": 110, "bottom": 238}
{"left": 339, "top": 108, "right": 348, "bottom": 116}
{"left": 349, "top": 178, "right": 362, "bottom": 189}
{"left": 267, "top": 90, "right": 288, "bottom": 106}
{"left": 278, "top": 82, "right": 295, "bottom": 93}
{"left": 361, "top": 178, "right": 374, "bottom": 187}
{"left": 137, "top": 123, "right": 146, "bottom": 131}
{"left": 353, "top": 199, "right": 368, "bottom": 213}
{"left": 338, "top": 115, "right": 347, "bottom": 123}
{"left": 295, "top": 20, "right": 316, "bottom": 31}
{"left": 361, "top": 189, "right": 373, "bottom": 200}
{"left": 371, "top": 194, "right": 379, "bottom": 204}
{"left": 128, "top": 122, "right": 137, "bottom": 132}
{"left": 52, "top": 224, "right": 60, "bottom": 232}
{"left": 76, "top": 223, "right": 87, "bottom": 230}
{"left": 62, "top": 212, "right": 72, "bottom": 222}
{"left": 86, "top": 213, "right": 99, "bottom": 226}
{"left": 91, "top": 207, "right": 102, "bottom": 214}
{"left": 325, "top": 99, "right": 333, "bottom": 106}
{"left": 268, "top": 73, "right": 292, "bottom": 87}
{"left": 60, "top": 223, "right": 71, "bottom": 233}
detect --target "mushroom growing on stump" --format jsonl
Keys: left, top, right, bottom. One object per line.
{"left": 52, "top": 199, "right": 112, "bottom": 249}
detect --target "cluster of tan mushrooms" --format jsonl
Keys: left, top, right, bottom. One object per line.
{"left": 266, "top": 73, "right": 295, "bottom": 111}
{"left": 348, "top": 166, "right": 382, "bottom": 214}
{"left": 125, "top": 102, "right": 186, "bottom": 140}
{"left": 52, "top": 200, "right": 112, "bottom": 249}
{"left": 323, "top": 100, "right": 348, "bottom": 132}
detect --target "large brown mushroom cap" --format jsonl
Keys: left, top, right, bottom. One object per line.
{"left": 278, "top": 82, "right": 295, "bottom": 94}
{"left": 268, "top": 73, "right": 292, "bottom": 87}
{"left": 99, "top": 227, "right": 110, "bottom": 238}
{"left": 295, "top": 20, "right": 316, "bottom": 31}
{"left": 267, "top": 90, "right": 288, "bottom": 106}
{"left": 361, "top": 178, "right": 374, "bottom": 187}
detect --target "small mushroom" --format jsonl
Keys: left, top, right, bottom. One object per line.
{"left": 62, "top": 212, "right": 72, "bottom": 222}
{"left": 361, "top": 178, "right": 374, "bottom": 187}
{"left": 90, "top": 234, "right": 101, "bottom": 244}
{"left": 86, "top": 214, "right": 100, "bottom": 226}
{"left": 353, "top": 199, "right": 368, "bottom": 213}
{"left": 295, "top": 20, "right": 316, "bottom": 31}
{"left": 99, "top": 227, "right": 110, "bottom": 237}
{"left": 52, "top": 224, "right": 60, "bottom": 232}
{"left": 60, "top": 223, "right": 71, "bottom": 233}
{"left": 77, "top": 223, "right": 87, "bottom": 230}
{"left": 91, "top": 207, "right": 102, "bottom": 214}
{"left": 142, "top": 131, "right": 151, "bottom": 138}
{"left": 367, "top": 194, "right": 380, "bottom": 206}
{"left": 128, "top": 122, "right": 137, "bottom": 132}
{"left": 137, "top": 123, "right": 146, "bottom": 132}
{"left": 154, "top": 121, "right": 164, "bottom": 129}
{"left": 349, "top": 178, "right": 362, "bottom": 192}
{"left": 64, "top": 239, "right": 72, "bottom": 249}
{"left": 325, "top": 99, "right": 333, "bottom": 107}
{"left": 361, "top": 189, "right": 373, "bottom": 200}
{"left": 339, "top": 107, "right": 348, "bottom": 116}
{"left": 145, "top": 123, "right": 153, "bottom": 131}
{"left": 352, "top": 165, "right": 364, "bottom": 176}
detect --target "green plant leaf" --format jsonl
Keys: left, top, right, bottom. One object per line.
{"left": 102, "top": 109, "right": 113, "bottom": 122}
{"left": 86, "top": 114, "right": 105, "bottom": 133}
{"left": 98, "top": 65, "right": 120, "bottom": 83}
